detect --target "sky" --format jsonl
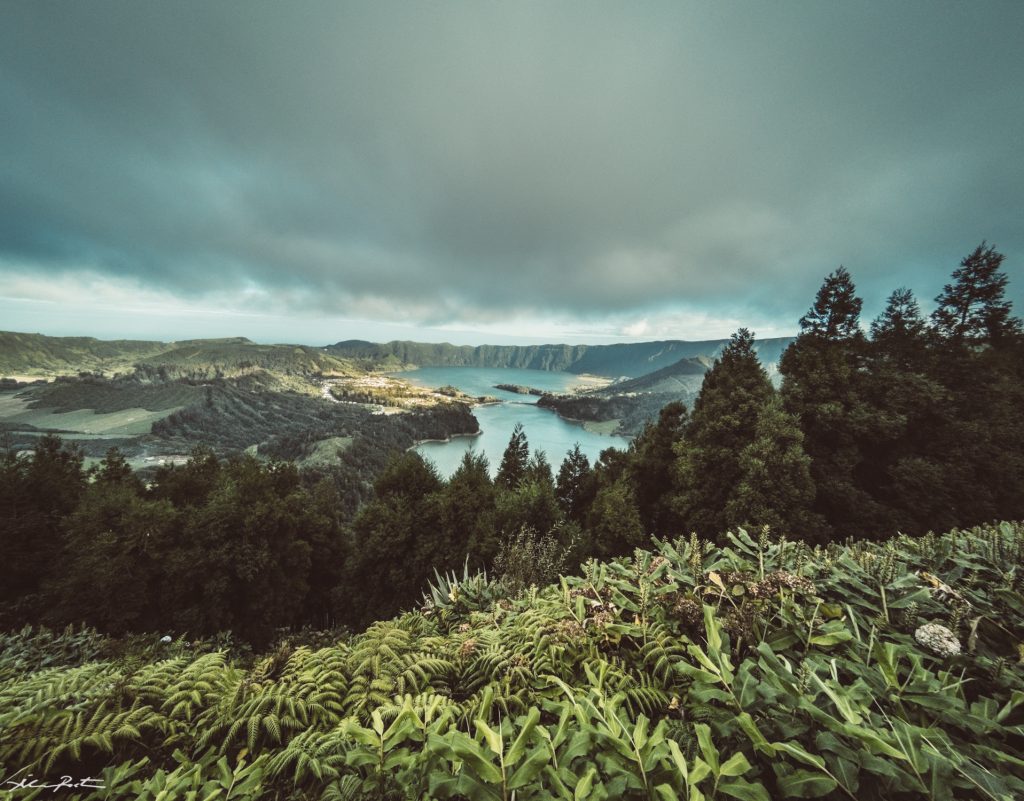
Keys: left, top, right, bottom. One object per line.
{"left": 1, "top": 1, "right": 1022, "bottom": 346}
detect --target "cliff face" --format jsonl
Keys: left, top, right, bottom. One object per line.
{"left": 327, "top": 337, "right": 793, "bottom": 378}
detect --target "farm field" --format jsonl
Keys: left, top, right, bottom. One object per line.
{"left": 0, "top": 391, "right": 183, "bottom": 436}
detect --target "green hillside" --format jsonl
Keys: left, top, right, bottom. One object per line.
{"left": 138, "top": 340, "right": 357, "bottom": 378}
{"left": 0, "top": 332, "right": 359, "bottom": 380}
{"left": 605, "top": 356, "right": 711, "bottom": 394}
{"left": 0, "top": 331, "right": 168, "bottom": 376}
{"left": 1, "top": 521, "right": 1022, "bottom": 800}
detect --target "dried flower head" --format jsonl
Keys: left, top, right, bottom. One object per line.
{"left": 552, "top": 619, "right": 586, "bottom": 642}
{"left": 672, "top": 595, "right": 703, "bottom": 628}
{"left": 914, "top": 622, "right": 961, "bottom": 658}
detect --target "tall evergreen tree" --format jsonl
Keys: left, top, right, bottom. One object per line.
{"left": 0, "top": 435, "right": 86, "bottom": 619}
{"left": 495, "top": 478, "right": 561, "bottom": 543}
{"left": 870, "top": 288, "right": 927, "bottom": 368}
{"left": 439, "top": 451, "right": 498, "bottom": 566}
{"left": 525, "top": 449, "right": 554, "bottom": 489}
{"left": 932, "top": 242, "right": 1022, "bottom": 344}
{"left": 348, "top": 452, "right": 444, "bottom": 626}
{"left": 799, "top": 266, "right": 864, "bottom": 341}
{"left": 780, "top": 268, "right": 886, "bottom": 539}
{"left": 556, "top": 444, "right": 596, "bottom": 524}
{"left": 925, "top": 244, "right": 1024, "bottom": 527}
{"left": 675, "top": 329, "right": 774, "bottom": 539}
{"left": 863, "top": 288, "right": 951, "bottom": 533}
{"left": 49, "top": 479, "right": 177, "bottom": 634}
{"left": 496, "top": 423, "right": 530, "bottom": 489}
{"left": 628, "top": 400, "right": 687, "bottom": 536}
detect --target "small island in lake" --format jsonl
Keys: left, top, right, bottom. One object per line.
{"left": 494, "top": 383, "right": 546, "bottom": 396}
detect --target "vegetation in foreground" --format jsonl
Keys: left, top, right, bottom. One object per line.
{"left": 1, "top": 521, "right": 1023, "bottom": 799}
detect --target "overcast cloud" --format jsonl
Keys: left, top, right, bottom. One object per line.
{"left": 1, "top": 1, "right": 1022, "bottom": 343}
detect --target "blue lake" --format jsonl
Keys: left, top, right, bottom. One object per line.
{"left": 393, "top": 367, "right": 631, "bottom": 477}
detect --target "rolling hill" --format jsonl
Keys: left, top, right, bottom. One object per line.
{"left": 0, "top": 332, "right": 358, "bottom": 379}
{"left": 0, "top": 331, "right": 167, "bottom": 376}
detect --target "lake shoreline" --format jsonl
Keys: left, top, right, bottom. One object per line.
{"left": 397, "top": 367, "right": 629, "bottom": 476}
{"left": 408, "top": 430, "right": 483, "bottom": 450}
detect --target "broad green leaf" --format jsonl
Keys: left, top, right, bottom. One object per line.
{"left": 668, "top": 739, "right": 689, "bottom": 783}
{"left": 676, "top": 660, "right": 721, "bottom": 684}
{"left": 573, "top": 766, "right": 598, "bottom": 800}
{"left": 770, "top": 741, "right": 826, "bottom": 770}
{"left": 809, "top": 630, "right": 853, "bottom": 647}
{"left": 689, "top": 757, "right": 713, "bottom": 785}
{"left": 736, "top": 713, "right": 773, "bottom": 755}
{"left": 719, "top": 777, "right": 772, "bottom": 801}
{"left": 703, "top": 604, "right": 723, "bottom": 655}
{"left": 719, "top": 751, "right": 752, "bottom": 777}
{"left": 475, "top": 719, "right": 503, "bottom": 757}
{"left": 654, "top": 784, "right": 681, "bottom": 801}
{"left": 506, "top": 707, "right": 541, "bottom": 766}
{"left": 508, "top": 743, "right": 551, "bottom": 790}
{"left": 694, "top": 723, "right": 720, "bottom": 775}
{"left": 775, "top": 769, "right": 838, "bottom": 798}
{"left": 811, "top": 674, "right": 864, "bottom": 725}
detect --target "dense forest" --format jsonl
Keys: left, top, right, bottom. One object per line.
{"left": 1, "top": 243, "right": 1023, "bottom": 798}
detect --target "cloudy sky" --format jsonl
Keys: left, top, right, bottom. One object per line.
{"left": 1, "top": 2, "right": 1022, "bottom": 345}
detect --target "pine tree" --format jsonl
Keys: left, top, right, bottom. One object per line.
{"left": 496, "top": 423, "right": 530, "bottom": 489}
{"left": 92, "top": 447, "right": 144, "bottom": 492}
{"left": 932, "top": 242, "right": 1022, "bottom": 344}
{"left": 495, "top": 478, "right": 561, "bottom": 541}
{"left": 799, "top": 266, "right": 864, "bottom": 341}
{"left": 675, "top": 329, "right": 774, "bottom": 539}
{"left": 629, "top": 400, "right": 687, "bottom": 535}
{"left": 556, "top": 444, "right": 596, "bottom": 524}
{"left": 439, "top": 451, "right": 497, "bottom": 566}
{"left": 347, "top": 452, "right": 444, "bottom": 627}
{"left": 525, "top": 450, "right": 554, "bottom": 488}
{"left": 924, "top": 245, "right": 1024, "bottom": 527}
{"left": 863, "top": 287, "right": 950, "bottom": 533}
{"left": 871, "top": 288, "right": 927, "bottom": 367}
{"left": 781, "top": 269, "right": 886, "bottom": 539}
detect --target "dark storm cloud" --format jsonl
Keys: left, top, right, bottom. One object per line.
{"left": 2, "top": 1, "right": 1022, "bottom": 330}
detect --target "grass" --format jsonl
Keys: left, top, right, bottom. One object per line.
{"left": 297, "top": 435, "right": 355, "bottom": 468}
{"left": 0, "top": 391, "right": 183, "bottom": 435}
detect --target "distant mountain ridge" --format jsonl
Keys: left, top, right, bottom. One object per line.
{"left": 326, "top": 336, "right": 793, "bottom": 378}
{"left": 0, "top": 332, "right": 356, "bottom": 378}
{"left": 1, "top": 331, "right": 794, "bottom": 383}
